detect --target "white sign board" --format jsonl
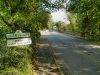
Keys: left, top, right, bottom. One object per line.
{"left": 6, "top": 30, "right": 32, "bottom": 47}
{"left": 7, "top": 38, "right": 32, "bottom": 47}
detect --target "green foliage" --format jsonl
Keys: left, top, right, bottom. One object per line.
{"left": 48, "top": 0, "right": 100, "bottom": 41}
{"left": 68, "top": 0, "right": 100, "bottom": 41}
{"left": 0, "top": 25, "right": 32, "bottom": 75}
{"left": 55, "top": 21, "right": 67, "bottom": 32}
{"left": 0, "top": 47, "right": 33, "bottom": 75}
{"left": 0, "top": 0, "right": 50, "bottom": 75}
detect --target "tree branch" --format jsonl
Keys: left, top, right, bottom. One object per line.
{"left": 0, "top": 15, "right": 14, "bottom": 31}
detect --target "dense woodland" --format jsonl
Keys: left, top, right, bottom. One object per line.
{"left": 67, "top": 0, "right": 100, "bottom": 41}
{"left": 45, "top": 0, "right": 100, "bottom": 41}
{"left": 0, "top": 0, "right": 49, "bottom": 74}
{"left": 0, "top": 0, "right": 100, "bottom": 75}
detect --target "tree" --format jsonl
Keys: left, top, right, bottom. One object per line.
{"left": 0, "top": 0, "right": 50, "bottom": 74}
{"left": 0, "top": 0, "right": 50, "bottom": 43}
{"left": 55, "top": 21, "right": 66, "bottom": 32}
{"left": 68, "top": 0, "right": 100, "bottom": 40}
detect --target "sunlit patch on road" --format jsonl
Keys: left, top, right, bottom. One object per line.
{"left": 75, "top": 44, "right": 100, "bottom": 49}
{"left": 53, "top": 53, "right": 63, "bottom": 55}
{"left": 38, "top": 44, "right": 50, "bottom": 47}
{"left": 74, "top": 50, "right": 89, "bottom": 54}
{"left": 96, "top": 70, "right": 100, "bottom": 73}
{"left": 86, "top": 45, "right": 100, "bottom": 49}
{"left": 82, "top": 68, "right": 91, "bottom": 71}
{"left": 74, "top": 50, "right": 96, "bottom": 56}
{"left": 52, "top": 45, "right": 67, "bottom": 48}
{"left": 40, "top": 30, "right": 50, "bottom": 35}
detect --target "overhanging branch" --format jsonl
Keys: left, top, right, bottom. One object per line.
{"left": 0, "top": 15, "right": 14, "bottom": 31}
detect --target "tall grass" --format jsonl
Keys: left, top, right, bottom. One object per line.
{"left": 0, "top": 25, "right": 33, "bottom": 75}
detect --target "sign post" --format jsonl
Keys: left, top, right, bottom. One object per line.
{"left": 6, "top": 30, "right": 32, "bottom": 47}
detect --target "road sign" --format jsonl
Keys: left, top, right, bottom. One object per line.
{"left": 6, "top": 30, "right": 32, "bottom": 47}
{"left": 6, "top": 33, "right": 30, "bottom": 39}
{"left": 6, "top": 30, "right": 30, "bottom": 39}
{"left": 7, "top": 38, "right": 32, "bottom": 46}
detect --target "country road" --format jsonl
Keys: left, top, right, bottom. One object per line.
{"left": 41, "top": 30, "right": 100, "bottom": 75}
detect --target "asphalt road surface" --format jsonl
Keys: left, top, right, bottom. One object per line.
{"left": 41, "top": 30, "right": 100, "bottom": 75}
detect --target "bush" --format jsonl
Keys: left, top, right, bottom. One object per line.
{"left": 0, "top": 25, "right": 33, "bottom": 75}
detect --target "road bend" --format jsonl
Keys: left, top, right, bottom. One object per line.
{"left": 41, "top": 30, "right": 100, "bottom": 75}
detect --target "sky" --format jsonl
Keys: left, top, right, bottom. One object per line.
{"left": 49, "top": 0, "right": 70, "bottom": 24}
{"left": 51, "top": 9, "right": 70, "bottom": 24}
